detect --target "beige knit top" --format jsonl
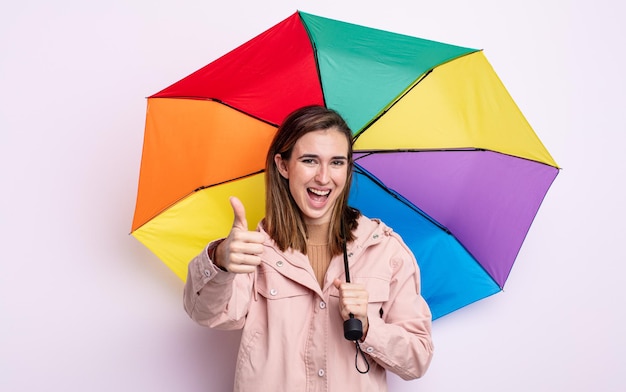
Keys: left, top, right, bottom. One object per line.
{"left": 306, "top": 222, "right": 332, "bottom": 288}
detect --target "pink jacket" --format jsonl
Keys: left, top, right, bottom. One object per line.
{"left": 184, "top": 215, "right": 434, "bottom": 391}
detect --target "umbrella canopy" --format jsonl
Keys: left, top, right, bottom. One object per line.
{"left": 131, "top": 11, "right": 559, "bottom": 320}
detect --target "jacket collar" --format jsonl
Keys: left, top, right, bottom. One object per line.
{"left": 253, "top": 215, "right": 392, "bottom": 295}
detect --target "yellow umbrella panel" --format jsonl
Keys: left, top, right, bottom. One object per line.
{"left": 132, "top": 173, "right": 266, "bottom": 280}
{"left": 354, "top": 51, "right": 558, "bottom": 169}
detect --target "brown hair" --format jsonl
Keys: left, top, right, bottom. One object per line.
{"left": 264, "top": 105, "right": 360, "bottom": 255}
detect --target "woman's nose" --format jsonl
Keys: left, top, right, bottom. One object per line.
{"left": 315, "top": 164, "right": 330, "bottom": 183}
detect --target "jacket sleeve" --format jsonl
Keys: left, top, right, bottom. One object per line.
{"left": 359, "top": 236, "right": 434, "bottom": 380}
{"left": 183, "top": 241, "right": 254, "bottom": 330}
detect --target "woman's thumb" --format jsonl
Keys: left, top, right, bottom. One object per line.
{"left": 229, "top": 196, "right": 248, "bottom": 230}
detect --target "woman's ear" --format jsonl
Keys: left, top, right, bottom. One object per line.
{"left": 274, "top": 153, "right": 289, "bottom": 179}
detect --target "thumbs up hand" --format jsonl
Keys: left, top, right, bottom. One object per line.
{"left": 213, "top": 197, "right": 265, "bottom": 274}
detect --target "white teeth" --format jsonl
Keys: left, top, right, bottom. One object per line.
{"left": 309, "top": 188, "right": 330, "bottom": 196}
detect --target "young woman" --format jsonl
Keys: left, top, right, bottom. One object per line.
{"left": 183, "top": 105, "right": 434, "bottom": 391}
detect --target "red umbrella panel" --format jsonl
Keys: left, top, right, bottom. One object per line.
{"left": 131, "top": 11, "right": 559, "bottom": 320}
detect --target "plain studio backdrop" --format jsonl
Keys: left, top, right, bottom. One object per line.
{"left": 1, "top": 0, "right": 624, "bottom": 391}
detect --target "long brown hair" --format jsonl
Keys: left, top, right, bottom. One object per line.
{"left": 264, "top": 105, "right": 360, "bottom": 255}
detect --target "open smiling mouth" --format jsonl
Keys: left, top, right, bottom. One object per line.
{"left": 308, "top": 188, "right": 330, "bottom": 200}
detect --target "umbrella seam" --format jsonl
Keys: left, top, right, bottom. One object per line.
{"left": 131, "top": 169, "right": 266, "bottom": 233}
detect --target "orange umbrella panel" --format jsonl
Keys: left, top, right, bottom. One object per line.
{"left": 132, "top": 100, "right": 276, "bottom": 232}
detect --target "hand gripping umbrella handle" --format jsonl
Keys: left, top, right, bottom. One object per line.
{"left": 342, "top": 225, "right": 363, "bottom": 341}
{"left": 341, "top": 220, "right": 369, "bottom": 374}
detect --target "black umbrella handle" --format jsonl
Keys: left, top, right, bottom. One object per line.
{"left": 344, "top": 316, "right": 363, "bottom": 341}
{"left": 342, "top": 223, "right": 363, "bottom": 341}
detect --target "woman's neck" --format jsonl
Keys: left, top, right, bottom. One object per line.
{"left": 306, "top": 221, "right": 330, "bottom": 245}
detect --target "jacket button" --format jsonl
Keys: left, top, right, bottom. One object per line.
{"left": 276, "top": 261, "right": 283, "bottom": 267}
{"left": 319, "top": 301, "right": 326, "bottom": 309}
{"left": 318, "top": 369, "right": 325, "bottom": 377}
{"left": 366, "top": 346, "right": 374, "bottom": 353}
{"left": 203, "top": 270, "right": 211, "bottom": 277}
{"left": 270, "top": 289, "right": 277, "bottom": 296}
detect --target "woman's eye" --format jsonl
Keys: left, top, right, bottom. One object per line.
{"left": 331, "top": 160, "right": 346, "bottom": 166}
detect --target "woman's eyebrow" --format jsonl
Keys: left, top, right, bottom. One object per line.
{"left": 298, "top": 153, "right": 347, "bottom": 160}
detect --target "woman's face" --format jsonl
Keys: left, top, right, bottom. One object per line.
{"left": 275, "top": 127, "right": 349, "bottom": 225}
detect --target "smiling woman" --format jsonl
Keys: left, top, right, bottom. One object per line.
{"left": 274, "top": 129, "right": 349, "bottom": 226}
{"left": 183, "top": 105, "right": 434, "bottom": 391}
{"left": 263, "top": 105, "right": 356, "bottom": 256}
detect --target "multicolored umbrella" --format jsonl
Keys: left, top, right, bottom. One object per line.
{"left": 131, "top": 11, "right": 559, "bottom": 320}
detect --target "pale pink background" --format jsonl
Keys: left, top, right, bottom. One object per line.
{"left": 1, "top": 0, "right": 624, "bottom": 391}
